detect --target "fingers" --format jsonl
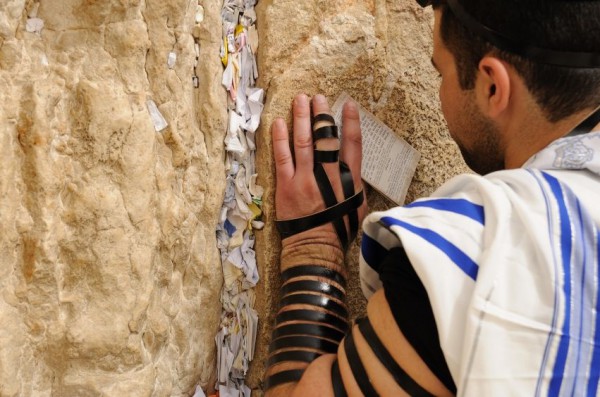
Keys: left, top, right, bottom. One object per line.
{"left": 292, "top": 94, "right": 313, "bottom": 175}
{"left": 340, "top": 100, "right": 363, "bottom": 188}
{"left": 272, "top": 118, "right": 294, "bottom": 184}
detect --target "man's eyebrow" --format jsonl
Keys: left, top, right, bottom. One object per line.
{"left": 431, "top": 57, "right": 440, "bottom": 72}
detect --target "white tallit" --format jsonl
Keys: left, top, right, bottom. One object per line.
{"left": 360, "top": 132, "right": 600, "bottom": 396}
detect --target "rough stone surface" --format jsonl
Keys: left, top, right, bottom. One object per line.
{"left": 250, "top": 0, "right": 469, "bottom": 392}
{"left": 0, "top": 1, "right": 226, "bottom": 395}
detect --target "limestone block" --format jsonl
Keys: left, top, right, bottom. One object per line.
{"left": 0, "top": 0, "right": 227, "bottom": 395}
{"left": 250, "top": 0, "right": 469, "bottom": 391}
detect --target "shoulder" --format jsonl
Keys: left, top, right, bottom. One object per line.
{"left": 363, "top": 169, "right": 544, "bottom": 245}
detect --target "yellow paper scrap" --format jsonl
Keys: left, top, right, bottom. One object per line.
{"left": 221, "top": 37, "right": 228, "bottom": 66}
{"left": 247, "top": 202, "right": 262, "bottom": 230}
{"left": 235, "top": 24, "right": 245, "bottom": 37}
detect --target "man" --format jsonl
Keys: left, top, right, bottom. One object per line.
{"left": 264, "top": 0, "right": 600, "bottom": 395}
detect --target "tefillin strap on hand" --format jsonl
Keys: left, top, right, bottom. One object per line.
{"left": 265, "top": 265, "right": 350, "bottom": 390}
{"left": 275, "top": 112, "right": 363, "bottom": 251}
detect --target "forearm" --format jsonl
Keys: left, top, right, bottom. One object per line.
{"left": 265, "top": 93, "right": 365, "bottom": 394}
{"left": 265, "top": 229, "right": 349, "bottom": 395}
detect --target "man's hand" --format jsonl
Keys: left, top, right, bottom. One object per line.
{"left": 271, "top": 93, "right": 367, "bottom": 255}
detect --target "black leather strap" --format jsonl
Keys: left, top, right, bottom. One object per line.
{"left": 269, "top": 335, "right": 339, "bottom": 354}
{"left": 273, "top": 322, "right": 345, "bottom": 342}
{"left": 344, "top": 329, "right": 379, "bottom": 396}
{"left": 280, "top": 293, "right": 349, "bottom": 319}
{"left": 313, "top": 125, "right": 339, "bottom": 141}
{"left": 339, "top": 161, "right": 359, "bottom": 244}
{"left": 275, "top": 190, "right": 364, "bottom": 238}
{"left": 268, "top": 350, "right": 321, "bottom": 367}
{"left": 314, "top": 163, "right": 348, "bottom": 247}
{"left": 281, "top": 280, "right": 345, "bottom": 302}
{"left": 312, "top": 113, "right": 336, "bottom": 127}
{"left": 276, "top": 309, "right": 349, "bottom": 333}
{"left": 358, "top": 317, "right": 435, "bottom": 397}
{"left": 314, "top": 149, "right": 339, "bottom": 163}
{"left": 281, "top": 265, "right": 346, "bottom": 288}
{"left": 331, "top": 359, "right": 348, "bottom": 397}
{"left": 264, "top": 369, "right": 304, "bottom": 390}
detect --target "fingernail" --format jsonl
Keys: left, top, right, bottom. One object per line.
{"left": 346, "top": 100, "right": 357, "bottom": 111}
{"left": 294, "top": 94, "right": 308, "bottom": 105}
{"left": 313, "top": 94, "right": 326, "bottom": 104}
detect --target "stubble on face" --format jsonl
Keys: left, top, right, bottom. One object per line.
{"left": 452, "top": 91, "right": 505, "bottom": 175}
{"left": 432, "top": 9, "right": 505, "bottom": 175}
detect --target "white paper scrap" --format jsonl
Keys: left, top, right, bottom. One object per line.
{"left": 246, "top": 306, "right": 258, "bottom": 360}
{"left": 216, "top": 0, "right": 263, "bottom": 394}
{"left": 146, "top": 99, "right": 168, "bottom": 132}
{"left": 167, "top": 51, "right": 177, "bottom": 69}
{"left": 218, "top": 385, "right": 238, "bottom": 397}
{"left": 222, "top": 60, "right": 234, "bottom": 91}
{"left": 25, "top": 18, "right": 44, "bottom": 34}
{"left": 196, "top": 5, "right": 205, "bottom": 23}
{"left": 244, "top": 88, "right": 264, "bottom": 133}
{"left": 331, "top": 92, "right": 420, "bottom": 205}
{"left": 192, "top": 385, "right": 206, "bottom": 397}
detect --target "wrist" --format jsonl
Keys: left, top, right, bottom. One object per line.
{"left": 280, "top": 226, "right": 345, "bottom": 272}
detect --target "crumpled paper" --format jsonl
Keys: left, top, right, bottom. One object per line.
{"left": 215, "top": 0, "right": 264, "bottom": 395}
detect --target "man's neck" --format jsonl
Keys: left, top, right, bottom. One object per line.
{"left": 503, "top": 109, "right": 600, "bottom": 169}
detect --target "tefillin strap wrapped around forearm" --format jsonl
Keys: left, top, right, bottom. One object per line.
{"left": 265, "top": 264, "right": 349, "bottom": 390}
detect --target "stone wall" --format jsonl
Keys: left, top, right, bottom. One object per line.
{"left": 0, "top": 0, "right": 468, "bottom": 395}
{"left": 0, "top": 0, "right": 226, "bottom": 395}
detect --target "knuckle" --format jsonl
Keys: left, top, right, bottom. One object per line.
{"left": 275, "top": 152, "right": 293, "bottom": 166}
{"left": 294, "top": 135, "right": 313, "bottom": 149}
{"left": 293, "top": 106, "right": 310, "bottom": 119}
{"left": 349, "top": 133, "right": 362, "bottom": 145}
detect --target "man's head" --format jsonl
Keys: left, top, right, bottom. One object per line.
{"left": 425, "top": 0, "right": 600, "bottom": 174}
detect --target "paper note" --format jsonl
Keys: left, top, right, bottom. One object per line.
{"left": 331, "top": 92, "right": 420, "bottom": 205}
{"left": 25, "top": 18, "right": 44, "bottom": 34}
{"left": 146, "top": 99, "right": 168, "bottom": 132}
{"left": 192, "top": 385, "right": 206, "bottom": 397}
{"left": 167, "top": 51, "right": 177, "bottom": 69}
{"left": 215, "top": 0, "right": 263, "bottom": 394}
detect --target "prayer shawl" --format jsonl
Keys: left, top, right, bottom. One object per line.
{"left": 360, "top": 131, "right": 600, "bottom": 396}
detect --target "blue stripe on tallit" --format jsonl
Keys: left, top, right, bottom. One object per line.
{"left": 530, "top": 170, "right": 561, "bottom": 397}
{"left": 543, "top": 172, "right": 573, "bottom": 397}
{"left": 567, "top": 192, "right": 595, "bottom": 397}
{"left": 406, "top": 198, "right": 485, "bottom": 225}
{"left": 587, "top": 232, "right": 600, "bottom": 397}
{"left": 360, "top": 232, "right": 389, "bottom": 273}
{"left": 380, "top": 216, "right": 479, "bottom": 280}
{"left": 531, "top": 171, "right": 600, "bottom": 396}
{"left": 542, "top": 172, "right": 600, "bottom": 396}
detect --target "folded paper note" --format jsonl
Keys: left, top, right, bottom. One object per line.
{"left": 331, "top": 92, "right": 420, "bottom": 205}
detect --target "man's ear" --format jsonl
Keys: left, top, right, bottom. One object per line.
{"left": 476, "top": 56, "right": 510, "bottom": 118}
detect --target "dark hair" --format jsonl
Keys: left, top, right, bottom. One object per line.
{"left": 436, "top": 0, "right": 600, "bottom": 122}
